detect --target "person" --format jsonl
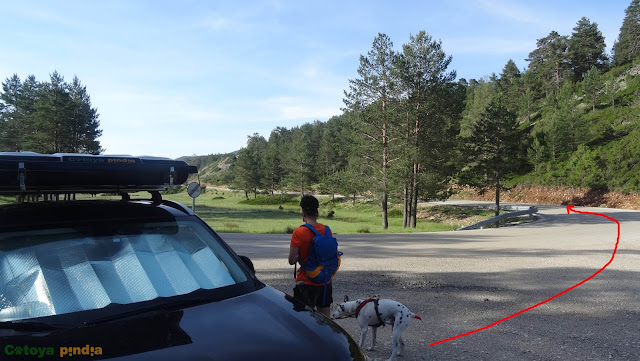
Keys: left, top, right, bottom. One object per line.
{"left": 288, "top": 195, "right": 333, "bottom": 317}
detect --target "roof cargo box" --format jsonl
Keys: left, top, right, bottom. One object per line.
{"left": 0, "top": 152, "right": 198, "bottom": 194}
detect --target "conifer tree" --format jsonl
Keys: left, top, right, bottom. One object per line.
{"left": 569, "top": 17, "right": 608, "bottom": 81}
{"left": 582, "top": 66, "right": 603, "bottom": 111}
{"left": 613, "top": 0, "right": 640, "bottom": 66}
{"left": 464, "top": 95, "right": 525, "bottom": 216}
{"left": 527, "top": 31, "right": 570, "bottom": 97}
{"left": 343, "top": 33, "right": 401, "bottom": 229}
{"left": 0, "top": 72, "right": 102, "bottom": 154}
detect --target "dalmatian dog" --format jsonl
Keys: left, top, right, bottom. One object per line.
{"left": 332, "top": 296, "right": 421, "bottom": 361}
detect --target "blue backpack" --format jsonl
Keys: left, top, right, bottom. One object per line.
{"left": 300, "top": 224, "right": 342, "bottom": 285}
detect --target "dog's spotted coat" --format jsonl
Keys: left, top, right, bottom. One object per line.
{"left": 332, "top": 298, "right": 421, "bottom": 361}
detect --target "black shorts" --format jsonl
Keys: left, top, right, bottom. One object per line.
{"left": 293, "top": 283, "right": 333, "bottom": 309}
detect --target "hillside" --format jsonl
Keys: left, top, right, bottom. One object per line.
{"left": 519, "top": 62, "right": 640, "bottom": 193}
{"left": 181, "top": 153, "right": 235, "bottom": 185}
{"left": 454, "top": 185, "right": 640, "bottom": 210}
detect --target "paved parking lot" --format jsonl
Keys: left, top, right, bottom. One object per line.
{"left": 221, "top": 203, "right": 640, "bottom": 360}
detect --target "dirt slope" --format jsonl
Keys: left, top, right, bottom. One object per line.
{"left": 453, "top": 185, "right": 640, "bottom": 210}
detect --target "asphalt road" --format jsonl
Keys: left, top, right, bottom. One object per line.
{"left": 220, "top": 202, "right": 640, "bottom": 360}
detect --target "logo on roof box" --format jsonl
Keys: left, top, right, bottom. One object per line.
{"left": 64, "top": 156, "right": 140, "bottom": 164}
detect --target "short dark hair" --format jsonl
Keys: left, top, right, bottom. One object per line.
{"left": 300, "top": 195, "right": 319, "bottom": 217}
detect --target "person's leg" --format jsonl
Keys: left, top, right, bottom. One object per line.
{"left": 293, "top": 284, "right": 313, "bottom": 309}
{"left": 315, "top": 283, "right": 333, "bottom": 318}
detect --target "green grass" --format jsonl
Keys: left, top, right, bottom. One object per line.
{"left": 8, "top": 189, "right": 486, "bottom": 234}
{"left": 159, "top": 190, "right": 463, "bottom": 234}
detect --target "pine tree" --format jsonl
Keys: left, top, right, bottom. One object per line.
{"left": 67, "top": 76, "right": 103, "bottom": 154}
{"left": 0, "top": 75, "right": 25, "bottom": 151}
{"left": 582, "top": 66, "right": 603, "bottom": 111}
{"left": 464, "top": 95, "right": 525, "bottom": 216}
{"left": 264, "top": 127, "right": 288, "bottom": 196}
{"left": 527, "top": 31, "right": 570, "bottom": 97}
{"left": 498, "top": 59, "right": 522, "bottom": 114}
{"left": 395, "top": 30, "right": 460, "bottom": 227}
{"left": 569, "top": 17, "right": 608, "bottom": 81}
{"left": 343, "top": 33, "right": 401, "bottom": 229}
{"left": 233, "top": 134, "right": 267, "bottom": 199}
{"left": 0, "top": 72, "right": 103, "bottom": 154}
{"left": 613, "top": 0, "right": 640, "bottom": 66}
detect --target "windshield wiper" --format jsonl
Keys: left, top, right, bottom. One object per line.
{"left": 0, "top": 320, "right": 68, "bottom": 331}
{"left": 84, "top": 295, "right": 217, "bottom": 326}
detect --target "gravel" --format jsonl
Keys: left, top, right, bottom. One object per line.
{"left": 221, "top": 203, "right": 640, "bottom": 360}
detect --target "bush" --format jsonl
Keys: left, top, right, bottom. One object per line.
{"left": 387, "top": 208, "right": 403, "bottom": 218}
{"left": 161, "top": 185, "right": 184, "bottom": 195}
{"left": 240, "top": 195, "right": 298, "bottom": 205}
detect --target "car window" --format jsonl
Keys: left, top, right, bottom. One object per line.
{"left": 0, "top": 218, "right": 247, "bottom": 322}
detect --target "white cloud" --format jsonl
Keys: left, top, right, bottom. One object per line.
{"left": 93, "top": 85, "right": 224, "bottom": 130}
{"left": 257, "top": 96, "right": 341, "bottom": 122}
{"left": 475, "top": 0, "right": 541, "bottom": 24}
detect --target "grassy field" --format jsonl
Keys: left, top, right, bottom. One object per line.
{"left": 159, "top": 188, "right": 492, "bottom": 234}
{"left": 1, "top": 188, "right": 494, "bottom": 234}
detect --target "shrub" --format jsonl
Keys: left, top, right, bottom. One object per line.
{"left": 161, "top": 186, "right": 184, "bottom": 195}
{"left": 240, "top": 195, "right": 299, "bottom": 205}
{"left": 387, "top": 208, "right": 403, "bottom": 218}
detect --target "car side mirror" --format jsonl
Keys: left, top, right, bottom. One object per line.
{"left": 239, "top": 255, "right": 255, "bottom": 274}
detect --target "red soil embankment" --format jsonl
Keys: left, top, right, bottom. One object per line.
{"left": 452, "top": 185, "right": 640, "bottom": 210}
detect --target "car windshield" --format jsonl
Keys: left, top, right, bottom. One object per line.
{"left": 0, "top": 218, "right": 247, "bottom": 322}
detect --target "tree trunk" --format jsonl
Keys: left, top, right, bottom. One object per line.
{"left": 411, "top": 107, "right": 421, "bottom": 228}
{"left": 494, "top": 170, "right": 501, "bottom": 217}
{"left": 403, "top": 183, "right": 410, "bottom": 228}
{"left": 381, "top": 122, "right": 389, "bottom": 229}
{"left": 410, "top": 162, "right": 419, "bottom": 228}
{"left": 381, "top": 192, "right": 389, "bottom": 229}
{"left": 300, "top": 165, "right": 305, "bottom": 196}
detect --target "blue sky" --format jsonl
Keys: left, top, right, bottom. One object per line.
{"left": 0, "top": 0, "right": 629, "bottom": 159}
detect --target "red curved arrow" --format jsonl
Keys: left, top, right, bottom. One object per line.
{"left": 429, "top": 205, "right": 620, "bottom": 346}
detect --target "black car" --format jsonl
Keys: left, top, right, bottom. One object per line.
{"left": 0, "top": 153, "right": 365, "bottom": 360}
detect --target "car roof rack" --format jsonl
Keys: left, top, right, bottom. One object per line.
{"left": 0, "top": 152, "right": 198, "bottom": 197}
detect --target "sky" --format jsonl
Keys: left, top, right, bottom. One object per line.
{"left": 0, "top": 0, "right": 630, "bottom": 159}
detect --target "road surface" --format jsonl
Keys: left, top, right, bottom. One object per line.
{"left": 221, "top": 202, "right": 640, "bottom": 360}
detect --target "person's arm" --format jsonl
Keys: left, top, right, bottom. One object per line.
{"left": 288, "top": 246, "right": 299, "bottom": 265}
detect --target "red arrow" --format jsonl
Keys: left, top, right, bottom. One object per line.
{"left": 430, "top": 205, "right": 620, "bottom": 347}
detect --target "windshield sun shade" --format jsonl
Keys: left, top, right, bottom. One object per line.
{"left": 0, "top": 220, "right": 243, "bottom": 321}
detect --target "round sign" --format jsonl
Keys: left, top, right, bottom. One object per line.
{"left": 187, "top": 182, "right": 202, "bottom": 198}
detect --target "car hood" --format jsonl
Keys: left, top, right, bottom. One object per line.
{"left": 0, "top": 286, "right": 364, "bottom": 361}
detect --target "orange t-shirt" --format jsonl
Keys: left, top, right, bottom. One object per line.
{"left": 290, "top": 223, "right": 329, "bottom": 286}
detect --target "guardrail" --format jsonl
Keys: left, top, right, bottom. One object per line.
{"left": 455, "top": 206, "right": 538, "bottom": 231}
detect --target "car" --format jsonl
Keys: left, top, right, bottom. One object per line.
{"left": 0, "top": 152, "right": 365, "bottom": 360}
